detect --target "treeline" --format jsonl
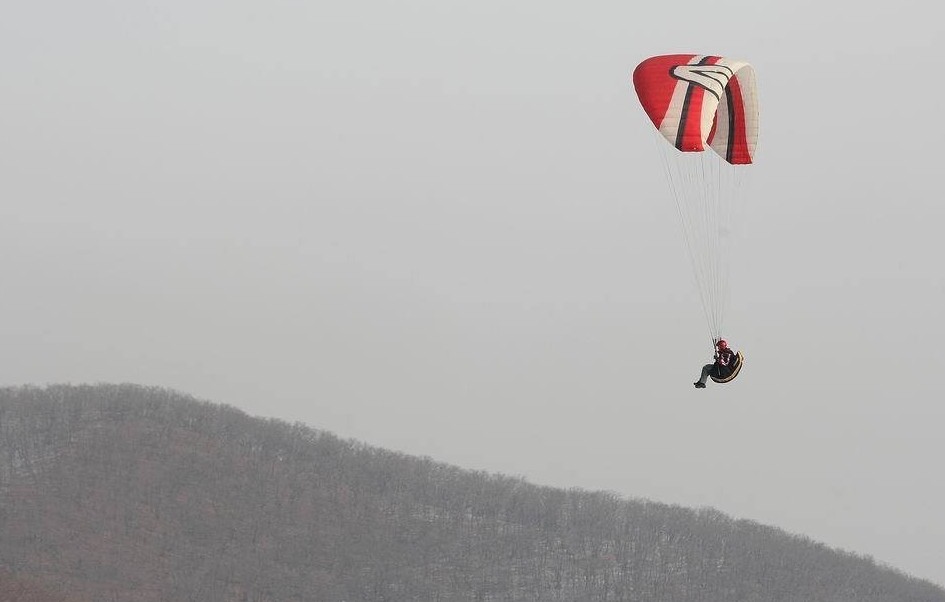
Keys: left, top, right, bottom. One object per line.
{"left": 0, "top": 384, "right": 941, "bottom": 602}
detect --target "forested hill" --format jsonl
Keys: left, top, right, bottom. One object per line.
{"left": 1, "top": 384, "right": 941, "bottom": 602}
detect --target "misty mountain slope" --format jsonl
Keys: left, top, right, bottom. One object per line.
{"left": 0, "top": 384, "right": 941, "bottom": 602}
{"left": 0, "top": 570, "right": 72, "bottom": 602}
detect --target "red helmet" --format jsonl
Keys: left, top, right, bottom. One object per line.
{"left": 716, "top": 339, "right": 728, "bottom": 349}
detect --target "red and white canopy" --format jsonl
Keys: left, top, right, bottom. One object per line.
{"left": 633, "top": 54, "right": 759, "bottom": 165}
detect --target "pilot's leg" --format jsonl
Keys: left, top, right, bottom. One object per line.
{"left": 694, "top": 364, "right": 713, "bottom": 388}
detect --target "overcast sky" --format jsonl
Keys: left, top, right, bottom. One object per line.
{"left": 4, "top": 0, "right": 944, "bottom": 587}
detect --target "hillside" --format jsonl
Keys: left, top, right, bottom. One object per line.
{"left": 1, "top": 384, "right": 941, "bottom": 602}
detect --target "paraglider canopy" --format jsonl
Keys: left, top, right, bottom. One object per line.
{"left": 631, "top": 53, "right": 760, "bottom": 345}
{"left": 633, "top": 54, "right": 759, "bottom": 165}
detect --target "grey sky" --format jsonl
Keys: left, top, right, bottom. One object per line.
{"left": 4, "top": 0, "right": 944, "bottom": 587}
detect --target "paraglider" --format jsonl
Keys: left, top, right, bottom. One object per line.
{"left": 632, "top": 54, "right": 759, "bottom": 386}
{"left": 693, "top": 339, "right": 743, "bottom": 388}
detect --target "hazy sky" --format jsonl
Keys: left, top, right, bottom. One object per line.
{"left": 4, "top": 0, "right": 944, "bottom": 587}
